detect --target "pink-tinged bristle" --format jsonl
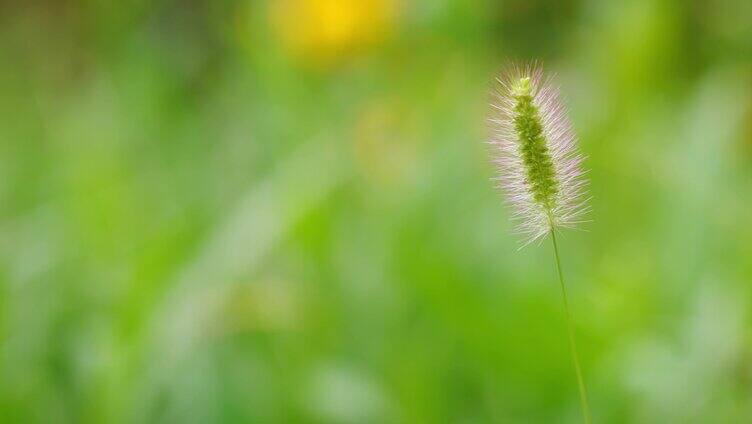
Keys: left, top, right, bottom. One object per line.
{"left": 488, "top": 64, "right": 590, "bottom": 246}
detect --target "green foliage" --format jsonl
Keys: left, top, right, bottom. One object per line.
{"left": 1, "top": 0, "right": 752, "bottom": 423}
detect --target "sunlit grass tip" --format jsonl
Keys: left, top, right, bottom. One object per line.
{"left": 488, "top": 63, "right": 591, "bottom": 247}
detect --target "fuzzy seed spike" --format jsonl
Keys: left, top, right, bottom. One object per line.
{"left": 489, "top": 63, "right": 589, "bottom": 245}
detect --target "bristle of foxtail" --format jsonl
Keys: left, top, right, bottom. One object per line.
{"left": 488, "top": 63, "right": 590, "bottom": 246}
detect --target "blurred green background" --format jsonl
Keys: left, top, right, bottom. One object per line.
{"left": 1, "top": 0, "right": 752, "bottom": 422}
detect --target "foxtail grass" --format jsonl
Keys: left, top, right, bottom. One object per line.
{"left": 489, "top": 63, "right": 592, "bottom": 423}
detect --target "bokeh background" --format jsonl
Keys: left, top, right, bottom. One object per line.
{"left": 1, "top": 0, "right": 752, "bottom": 422}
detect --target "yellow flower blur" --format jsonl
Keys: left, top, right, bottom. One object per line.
{"left": 269, "top": 0, "right": 397, "bottom": 64}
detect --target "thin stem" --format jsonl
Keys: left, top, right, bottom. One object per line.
{"left": 550, "top": 228, "right": 592, "bottom": 424}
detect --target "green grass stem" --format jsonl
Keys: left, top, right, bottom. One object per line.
{"left": 550, "top": 229, "right": 592, "bottom": 424}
